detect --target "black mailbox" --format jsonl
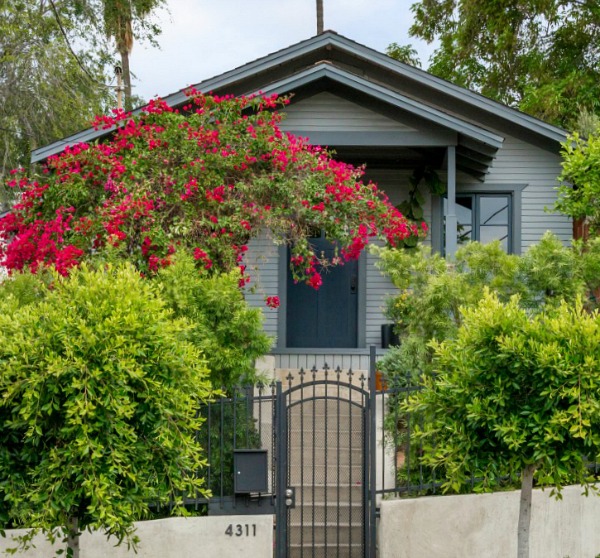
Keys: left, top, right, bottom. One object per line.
{"left": 233, "top": 449, "right": 268, "bottom": 493}
{"left": 381, "top": 323, "right": 400, "bottom": 348}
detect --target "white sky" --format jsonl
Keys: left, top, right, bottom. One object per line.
{"left": 128, "top": 0, "right": 437, "bottom": 102}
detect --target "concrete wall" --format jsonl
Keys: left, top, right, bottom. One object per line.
{"left": 379, "top": 485, "right": 600, "bottom": 558}
{"left": 0, "top": 515, "right": 273, "bottom": 558}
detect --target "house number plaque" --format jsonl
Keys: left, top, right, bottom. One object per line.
{"left": 224, "top": 523, "right": 257, "bottom": 537}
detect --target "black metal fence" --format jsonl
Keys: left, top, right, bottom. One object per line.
{"left": 182, "top": 361, "right": 509, "bottom": 517}
{"left": 173, "top": 383, "right": 278, "bottom": 515}
{"left": 372, "top": 375, "right": 436, "bottom": 498}
{"left": 187, "top": 364, "right": 436, "bottom": 518}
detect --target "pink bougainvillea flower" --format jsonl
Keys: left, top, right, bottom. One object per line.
{"left": 265, "top": 295, "right": 280, "bottom": 309}
{"left": 0, "top": 90, "right": 424, "bottom": 285}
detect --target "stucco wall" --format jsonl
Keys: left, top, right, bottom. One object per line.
{"left": 379, "top": 485, "right": 600, "bottom": 558}
{"left": 0, "top": 515, "right": 274, "bottom": 558}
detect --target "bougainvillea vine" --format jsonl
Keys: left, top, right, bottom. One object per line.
{"left": 0, "top": 91, "right": 425, "bottom": 299}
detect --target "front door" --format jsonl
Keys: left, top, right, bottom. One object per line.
{"left": 286, "top": 236, "right": 358, "bottom": 348}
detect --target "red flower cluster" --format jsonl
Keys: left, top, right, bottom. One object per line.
{"left": 265, "top": 296, "right": 280, "bottom": 309}
{"left": 0, "top": 203, "right": 84, "bottom": 275}
{"left": 0, "top": 91, "right": 425, "bottom": 289}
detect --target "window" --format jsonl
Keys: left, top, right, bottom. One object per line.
{"left": 437, "top": 184, "right": 523, "bottom": 256}
{"left": 455, "top": 194, "right": 512, "bottom": 252}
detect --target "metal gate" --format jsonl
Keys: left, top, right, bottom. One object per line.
{"left": 275, "top": 366, "right": 372, "bottom": 558}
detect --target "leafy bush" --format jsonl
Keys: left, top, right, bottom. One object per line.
{"left": 156, "top": 253, "right": 272, "bottom": 389}
{"left": 0, "top": 263, "right": 212, "bottom": 551}
{"left": 375, "top": 233, "right": 600, "bottom": 378}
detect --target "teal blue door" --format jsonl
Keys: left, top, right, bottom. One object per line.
{"left": 286, "top": 236, "right": 358, "bottom": 348}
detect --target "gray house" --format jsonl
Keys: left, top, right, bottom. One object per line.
{"left": 33, "top": 32, "right": 571, "bottom": 374}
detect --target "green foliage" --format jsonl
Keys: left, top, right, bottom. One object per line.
{"left": 0, "top": 0, "right": 111, "bottom": 187}
{"left": 375, "top": 233, "right": 599, "bottom": 377}
{"left": 407, "top": 0, "right": 600, "bottom": 127}
{"left": 574, "top": 108, "right": 600, "bottom": 137}
{"left": 408, "top": 292, "right": 600, "bottom": 495}
{"left": 395, "top": 168, "right": 444, "bottom": 247}
{"left": 0, "top": 263, "right": 212, "bottom": 550}
{"left": 385, "top": 43, "right": 422, "bottom": 67}
{"left": 556, "top": 131, "right": 600, "bottom": 235}
{"left": 156, "top": 254, "right": 272, "bottom": 389}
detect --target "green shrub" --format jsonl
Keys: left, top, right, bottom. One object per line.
{"left": 0, "top": 263, "right": 212, "bottom": 551}
{"left": 156, "top": 253, "right": 272, "bottom": 390}
{"left": 375, "top": 233, "right": 600, "bottom": 379}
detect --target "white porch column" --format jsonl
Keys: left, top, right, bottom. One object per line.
{"left": 445, "top": 145, "right": 458, "bottom": 257}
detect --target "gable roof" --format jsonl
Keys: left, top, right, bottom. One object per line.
{"left": 32, "top": 31, "right": 567, "bottom": 164}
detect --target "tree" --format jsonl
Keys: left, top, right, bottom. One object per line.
{"left": 407, "top": 292, "right": 600, "bottom": 558}
{"left": 385, "top": 42, "right": 421, "bottom": 67}
{"left": 0, "top": 263, "right": 212, "bottom": 557}
{"left": 99, "top": 0, "right": 164, "bottom": 110}
{"left": 556, "top": 129, "right": 600, "bottom": 236}
{"left": 0, "top": 0, "right": 111, "bottom": 199}
{"left": 406, "top": 0, "right": 600, "bottom": 127}
{"left": 0, "top": 91, "right": 422, "bottom": 291}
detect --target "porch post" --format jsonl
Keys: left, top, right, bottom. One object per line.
{"left": 445, "top": 145, "right": 458, "bottom": 257}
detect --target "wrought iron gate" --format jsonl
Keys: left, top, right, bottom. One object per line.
{"left": 275, "top": 366, "right": 373, "bottom": 558}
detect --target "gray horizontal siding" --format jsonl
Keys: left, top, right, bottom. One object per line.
{"left": 362, "top": 169, "right": 426, "bottom": 347}
{"left": 280, "top": 91, "right": 415, "bottom": 133}
{"left": 244, "top": 230, "right": 279, "bottom": 340}
{"left": 366, "top": 246, "right": 396, "bottom": 347}
{"left": 482, "top": 134, "right": 571, "bottom": 250}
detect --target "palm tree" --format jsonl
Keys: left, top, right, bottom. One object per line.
{"left": 103, "top": 0, "right": 162, "bottom": 109}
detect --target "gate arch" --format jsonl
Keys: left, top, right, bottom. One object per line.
{"left": 276, "top": 368, "right": 370, "bottom": 558}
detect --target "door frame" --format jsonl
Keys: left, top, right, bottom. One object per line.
{"left": 276, "top": 245, "right": 367, "bottom": 349}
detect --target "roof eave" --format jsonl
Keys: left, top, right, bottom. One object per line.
{"left": 32, "top": 30, "right": 567, "bottom": 163}
{"left": 256, "top": 64, "right": 505, "bottom": 149}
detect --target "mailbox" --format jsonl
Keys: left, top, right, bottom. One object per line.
{"left": 233, "top": 449, "right": 268, "bottom": 493}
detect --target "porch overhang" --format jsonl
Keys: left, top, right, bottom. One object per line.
{"left": 249, "top": 64, "right": 502, "bottom": 182}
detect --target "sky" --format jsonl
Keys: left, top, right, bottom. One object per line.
{"left": 128, "top": 0, "right": 437, "bottom": 102}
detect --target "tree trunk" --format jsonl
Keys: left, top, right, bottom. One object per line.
{"left": 517, "top": 464, "right": 535, "bottom": 558}
{"left": 120, "top": 49, "right": 132, "bottom": 111}
{"left": 316, "top": 0, "right": 324, "bottom": 34}
{"left": 67, "top": 516, "right": 80, "bottom": 558}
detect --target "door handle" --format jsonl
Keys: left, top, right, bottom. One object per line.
{"left": 350, "top": 275, "right": 358, "bottom": 294}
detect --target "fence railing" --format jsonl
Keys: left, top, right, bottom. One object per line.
{"left": 160, "top": 383, "right": 278, "bottom": 515}
{"left": 162, "top": 357, "right": 600, "bottom": 524}
{"left": 182, "top": 371, "right": 448, "bottom": 515}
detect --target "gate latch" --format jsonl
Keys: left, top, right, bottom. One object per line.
{"left": 285, "top": 487, "right": 296, "bottom": 508}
